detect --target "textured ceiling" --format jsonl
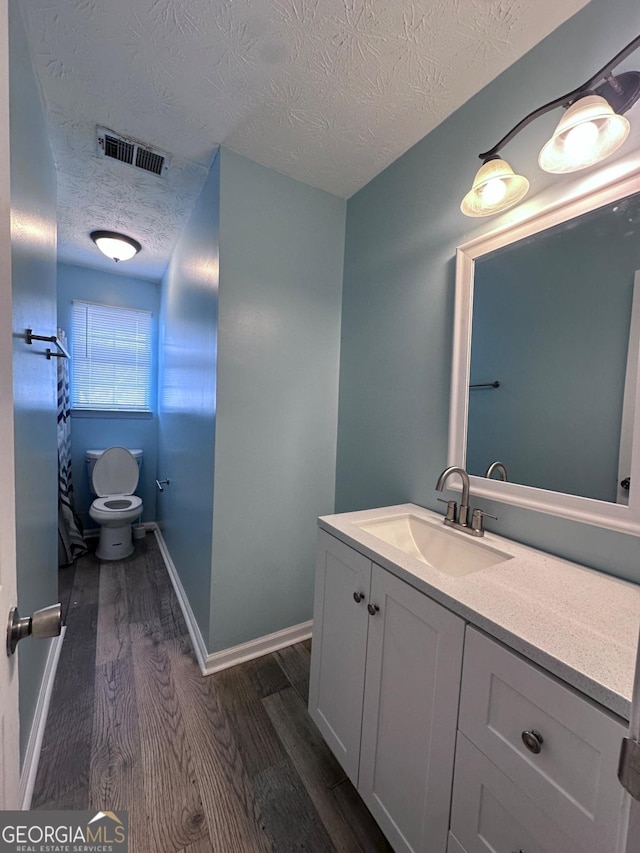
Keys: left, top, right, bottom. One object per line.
{"left": 17, "top": 0, "right": 590, "bottom": 280}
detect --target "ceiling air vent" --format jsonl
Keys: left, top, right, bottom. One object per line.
{"left": 97, "top": 126, "right": 170, "bottom": 178}
{"left": 135, "top": 146, "right": 164, "bottom": 176}
{"left": 103, "top": 134, "right": 134, "bottom": 165}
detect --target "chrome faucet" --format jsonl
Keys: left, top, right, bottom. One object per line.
{"left": 485, "top": 461, "right": 508, "bottom": 481}
{"left": 435, "top": 466, "right": 471, "bottom": 527}
{"left": 435, "top": 465, "right": 497, "bottom": 537}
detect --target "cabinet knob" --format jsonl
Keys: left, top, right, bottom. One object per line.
{"left": 353, "top": 591, "right": 365, "bottom": 603}
{"left": 521, "top": 729, "right": 543, "bottom": 754}
{"left": 367, "top": 603, "right": 380, "bottom": 616}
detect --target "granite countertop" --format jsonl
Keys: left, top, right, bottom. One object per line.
{"left": 318, "top": 503, "right": 640, "bottom": 721}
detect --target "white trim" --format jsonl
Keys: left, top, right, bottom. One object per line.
{"left": 202, "top": 620, "right": 313, "bottom": 676}
{"left": 85, "top": 521, "right": 153, "bottom": 540}
{"left": 152, "top": 526, "right": 209, "bottom": 673}
{"left": 451, "top": 155, "right": 640, "bottom": 535}
{"left": 19, "top": 627, "right": 66, "bottom": 810}
{"left": 152, "top": 524, "right": 313, "bottom": 677}
{"left": 617, "top": 274, "right": 640, "bottom": 506}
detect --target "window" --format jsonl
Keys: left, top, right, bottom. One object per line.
{"left": 72, "top": 300, "right": 152, "bottom": 412}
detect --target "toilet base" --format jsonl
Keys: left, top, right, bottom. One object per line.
{"left": 96, "top": 523, "right": 134, "bottom": 561}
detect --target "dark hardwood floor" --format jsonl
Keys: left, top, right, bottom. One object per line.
{"left": 34, "top": 534, "right": 392, "bottom": 853}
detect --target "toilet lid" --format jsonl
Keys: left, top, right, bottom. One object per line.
{"left": 91, "top": 446, "right": 140, "bottom": 497}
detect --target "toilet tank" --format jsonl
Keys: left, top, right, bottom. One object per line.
{"left": 86, "top": 448, "right": 143, "bottom": 494}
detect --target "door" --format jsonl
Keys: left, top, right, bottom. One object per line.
{"left": 358, "top": 564, "right": 465, "bottom": 853}
{"left": 0, "top": 0, "right": 20, "bottom": 810}
{"left": 308, "top": 530, "right": 371, "bottom": 785}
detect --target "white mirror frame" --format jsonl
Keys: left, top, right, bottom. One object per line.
{"left": 449, "top": 157, "right": 640, "bottom": 535}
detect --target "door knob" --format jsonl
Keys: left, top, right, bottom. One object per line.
{"left": 367, "top": 603, "right": 380, "bottom": 616}
{"left": 6, "top": 603, "right": 62, "bottom": 656}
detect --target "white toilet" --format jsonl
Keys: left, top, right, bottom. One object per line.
{"left": 87, "top": 447, "right": 144, "bottom": 561}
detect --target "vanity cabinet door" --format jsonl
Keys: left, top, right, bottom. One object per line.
{"left": 358, "top": 563, "right": 465, "bottom": 853}
{"left": 308, "top": 530, "right": 372, "bottom": 784}
{"left": 446, "top": 835, "right": 466, "bottom": 853}
{"left": 458, "top": 627, "right": 627, "bottom": 853}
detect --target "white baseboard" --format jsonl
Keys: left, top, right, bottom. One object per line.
{"left": 85, "top": 520, "right": 154, "bottom": 540}
{"left": 83, "top": 527, "right": 100, "bottom": 539}
{"left": 152, "top": 526, "right": 209, "bottom": 673}
{"left": 202, "top": 619, "right": 313, "bottom": 675}
{"left": 20, "top": 627, "right": 66, "bottom": 810}
{"left": 152, "top": 525, "right": 313, "bottom": 677}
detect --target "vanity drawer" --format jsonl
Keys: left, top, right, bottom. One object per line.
{"left": 450, "top": 733, "right": 586, "bottom": 853}
{"left": 458, "top": 627, "right": 626, "bottom": 853}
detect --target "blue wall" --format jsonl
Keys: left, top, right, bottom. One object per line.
{"left": 467, "top": 196, "right": 640, "bottom": 502}
{"left": 210, "top": 148, "right": 345, "bottom": 652}
{"left": 336, "top": 0, "right": 640, "bottom": 584}
{"left": 157, "top": 150, "right": 220, "bottom": 641}
{"left": 9, "top": 1, "right": 59, "bottom": 761}
{"left": 157, "top": 148, "right": 345, "bottom": 654}
{"left": 57, "top": 263, "right": 161, "bottom": 525}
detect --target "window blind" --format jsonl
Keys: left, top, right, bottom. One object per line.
{"left": 72, "top": 300, "right": 152, "bottom": 412}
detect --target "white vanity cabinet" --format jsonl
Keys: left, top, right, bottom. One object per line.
{"left": 308, "top": 531, "right": 371, "bottom": 783}
{"left": 312, "top": 505, "right": 639, "bottom": 853}
{"left": 449, "top": 628, "right": 628, "bottom": 853}
{"left": 309, "top": 530, "right": 465, "bottom": 853}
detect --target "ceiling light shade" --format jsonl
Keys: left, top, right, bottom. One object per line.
{"left": 90, "top": 230, "right": 141, "bottom": 262}
{"left": 538, "top": 94, "right": 630, "bottom": 174}
{"left": 461, "top": 158, "right": 530, "bottom": 217}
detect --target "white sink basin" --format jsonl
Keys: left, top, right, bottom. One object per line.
{"left": 354, "top": 514, "right": 512, "bottom": 577}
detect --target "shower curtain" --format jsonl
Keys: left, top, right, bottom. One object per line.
{"left": 57, "top": 328, "right": 87, "bottom": 565}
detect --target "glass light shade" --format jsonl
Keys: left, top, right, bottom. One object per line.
{"left": 90, "top": 230, "right": 141, "bottom": 262}
{"left": 461, "top": 158, "right": 530, "bottom": 217}
{"left": 538, "top": 94, "right": 630, "bottom": 174}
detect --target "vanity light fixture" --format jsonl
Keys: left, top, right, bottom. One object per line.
{"left": 538, "top": 94, "right": 630, "bottom": 173}
{"left": 462, "top": 34, "right": 640, "bottom": 217}
{"left": 461, "top": 157, "right": 529, "bottom": 217}
{"left": 90, "top": 230, "right": 142, "bottom": 262}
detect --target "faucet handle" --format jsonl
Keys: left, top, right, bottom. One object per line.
{"left": 471, "top": 508, "right": 498, "bottom": 533}
{"left": 437, "top": 498, "right": 457, "bottom": 523}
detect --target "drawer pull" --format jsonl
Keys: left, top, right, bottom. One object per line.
{"left": 353, "top": 591, "right": 365, "bottom": 603}
{"left": 521, "top": 729, "right": 544, "bottom": 754}
{"left": 367, "top": 603, "right": 380, "bottom": 616}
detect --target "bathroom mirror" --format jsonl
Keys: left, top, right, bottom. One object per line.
{"left": 449, "top": 160, "right": 640, "bottom": 534}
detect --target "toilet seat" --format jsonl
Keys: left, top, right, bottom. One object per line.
{"left": 91, "top": 494, "right": 142, "bottom": 513}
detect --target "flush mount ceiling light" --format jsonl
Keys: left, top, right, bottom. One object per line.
{"left": 90, "top": 230, "right": 141, "bottom": 262}
{"left": 462, "top": 34, "right": 640, "bottom": 217}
